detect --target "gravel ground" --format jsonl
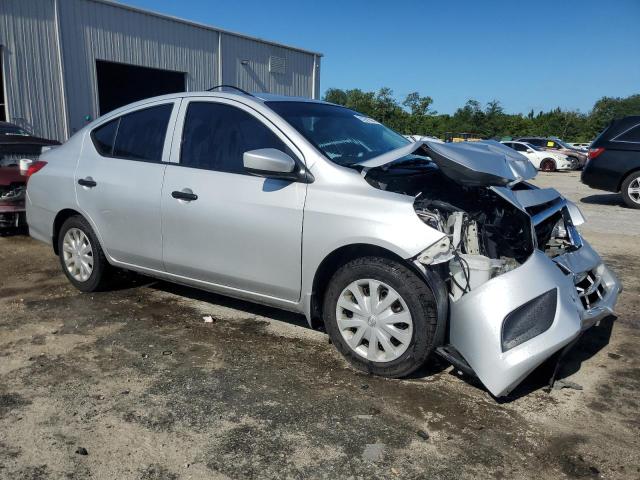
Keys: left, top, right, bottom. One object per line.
{"left": 1, "top": 172, "right": 639, "bottom": 479}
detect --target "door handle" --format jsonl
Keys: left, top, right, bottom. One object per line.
{"left": 78, "top": 178, "right": 97, "bottom": 188}
{"left": 171, "top": 190, "right": 198, "bottom": 201}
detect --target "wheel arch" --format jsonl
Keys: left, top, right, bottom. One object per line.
{"left": 617, "top": 166, "right": 640, "bottom": 192}
{"left": 308, "top": 243, "right": 448, "bottom": 342}
{"left": 52, "top": 208, "right": 83, "bottom": 255}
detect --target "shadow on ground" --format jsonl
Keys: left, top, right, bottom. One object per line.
{"left": 580, "top": 193, "right": 624, "bottom": 206}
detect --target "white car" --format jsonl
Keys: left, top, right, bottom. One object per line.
{"left": 501, "top": 141, "right": 575, "bottom": 171}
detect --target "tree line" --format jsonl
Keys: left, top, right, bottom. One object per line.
{"left": 323, "top": 88, "right": 640, "bottom": 142}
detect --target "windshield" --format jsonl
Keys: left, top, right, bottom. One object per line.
{"left": 0, "top": 124, "right": 29, "bottom": 136}
{"left": 266, "top": 101, "right": 409, "bottom": 165}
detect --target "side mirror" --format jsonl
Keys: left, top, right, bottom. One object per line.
{"left": 244, "top": 148, "right": 301, "bottom": 181}
{"left": 526, "top": 149, "right": 534, "bottom": 153}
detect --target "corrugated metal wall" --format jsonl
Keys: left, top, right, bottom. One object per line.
{"left": 58, "top": 0, "right": 219, "bottom": 136}
{"left": 0, "top": 0, "right": 67, "bottom": 140}
{"left": 1, "top": 0, "right": 320, "bottom": 142}
{"left": 222, "top": 34, "right": 316, "bottom": 98}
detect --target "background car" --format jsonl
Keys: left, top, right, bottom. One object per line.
{"left": 501, "top": 141, "right": 575, "bottom": 171}
{"left": 516, "top": 136, "right": 588, "bottom": 168}
{"left": 581, "top": 115, "right": 640, "bottom": 209}
{"left": 569, "top": 142, "right": 591, "bottom": 151}
{"left": 0, "top": 122, "right": 60, "bottom": 230}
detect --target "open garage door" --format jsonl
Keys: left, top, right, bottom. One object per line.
{"left": 96, "top": 60, "right": 186, "bottom": 115}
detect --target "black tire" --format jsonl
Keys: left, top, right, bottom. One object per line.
{"left": 57, "top": 215, "right": 112, "bottom": 292}
{"left": 540, "top": 159, "right": 556, "bottom": 172}
{"left": 621, "top": 172, "right": 640, "bottom": 209}
{"left": 323, "top": 256, "right": 439, "bottom": 378}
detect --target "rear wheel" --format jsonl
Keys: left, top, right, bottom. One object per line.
{"left": 540, "top": 159, "right": 556, "bottom": 172}
{"left": 621, "top": 172, "right": 640, "bottom": 209}
{"left": 323, "top": 256, "right": 438, "bottom": 378}
{"left": 58, "top": 215, "right": 112, "bottom": 291}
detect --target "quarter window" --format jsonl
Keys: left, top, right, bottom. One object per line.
{"left": 180, "top": 102, "right": 290, "bottom": 174}
{"left": 615, "top": 125, "right": 640, "bottom": 143}
{"left": 91, "top": 118, "right": 118, "bottom": 156}
{"left": 91, "top": 103, "right": 173, "bottom": 162}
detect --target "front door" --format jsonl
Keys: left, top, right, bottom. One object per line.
{"left": 76, "top": 100, "right": 179, "bottom": 270}
{"left": 161, "top": 98, "right": 306, "bottom": 302}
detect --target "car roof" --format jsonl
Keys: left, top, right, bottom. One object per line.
{"left": 93, "top": 90, "right": 332, "bottom": 124}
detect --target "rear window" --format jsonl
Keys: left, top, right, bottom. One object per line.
{"left": 91, "top": 103, "right": 173, "bottom": 162}
{"left": 615, "top": 124, "right": 640, "bottom": 143}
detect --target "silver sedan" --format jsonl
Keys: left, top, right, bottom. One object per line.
{"left": 26, "top": 90, "right": 621, "bottom": 397}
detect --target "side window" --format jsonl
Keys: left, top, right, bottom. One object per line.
{"left": 615, "top": 125, "right": 640, "bottom": 143}
{"left": 113, "top": 104, "right": 173, "bottom": 162}
{"left": 91, "top": 118, "right": 118, "bottom": 156}
{"left": 513, "top": 143, "right": 528, "bottom": 152}
{"left": 503, "top": 142, "right": 513, "bottom": 149}
{"left": 181, "top": 102, "right": 290, "bottom": 174}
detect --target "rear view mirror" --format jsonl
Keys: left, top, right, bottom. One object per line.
{"left": 244, "top": 148, "right": 299, "bottom": 181}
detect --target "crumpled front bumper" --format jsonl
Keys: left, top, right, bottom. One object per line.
{"left": 448, "top": 239, "right": 621, "bottom": 397}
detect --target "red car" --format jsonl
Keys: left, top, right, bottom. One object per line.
{"left": 0, "top": 122, "right": 59, "bottom": 230}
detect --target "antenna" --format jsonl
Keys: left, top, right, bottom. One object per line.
{"left": 206, "top": 85, "right": 253, "bottom": 96}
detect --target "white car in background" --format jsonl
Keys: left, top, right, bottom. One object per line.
{"left": 501, "top": 141, "right": 575, "bottom": 171}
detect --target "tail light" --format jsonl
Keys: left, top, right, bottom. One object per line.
{"left": 25, "top": 160, "right": 48, "bottom": 180}
{"left": 588, "top": 147, "right": 605, "bottom": 160}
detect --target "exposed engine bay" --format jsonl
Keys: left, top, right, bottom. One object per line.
{"left": 365, "top": 159, "right": 577, "bottom": 300}
{"left": 357, "top": 140, "right": 620, "bottom": 397}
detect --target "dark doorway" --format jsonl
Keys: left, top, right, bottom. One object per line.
{"left": 0, "top": 49, "right": 7, "bottom": 122}
{"left": 96, "top": 60, "right": 185, "bottom": 115}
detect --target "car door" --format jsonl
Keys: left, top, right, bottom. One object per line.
{"left": 76, "top": 100, "right": 179, "bottom": 270}
{"left": 515, "top": 142, "right": 541, "bottom": 168}
{"left": 161, "top": 98, "right": 307, "bottom": 302}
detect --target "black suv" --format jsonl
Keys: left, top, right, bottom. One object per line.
{"left": 581, "top": 116, "right": 640, "bottom": 209}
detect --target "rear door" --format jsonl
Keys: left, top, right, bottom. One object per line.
{"left": 161, "top": 98, "right": 307, "bottom": 302}
{"left": 76, "top": 100, "right": 179, "bottom": 270}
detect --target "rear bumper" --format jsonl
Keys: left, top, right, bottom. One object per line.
{"left": 449, "top": 240, "right": 621, "bottom": 397}
{"left": 581, "top": 161, "right": 622, "bottom": 192}
{"left": 0, "top": 202, "right": 26, "bottom": 228}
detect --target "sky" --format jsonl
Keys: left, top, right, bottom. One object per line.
{"left": 120, "top": 0, "right": 640, "bottom": 115}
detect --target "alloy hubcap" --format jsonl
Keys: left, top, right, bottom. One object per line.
{"left": 628, "top": 177, "right": 640, "bottom": 204}
{"left": 336, "top": 279, "right": 413, "bottom": 362}
{"left": 62, "top": 228, "right": 94, "bottom": 282}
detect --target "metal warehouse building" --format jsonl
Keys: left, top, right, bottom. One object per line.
{"left": 0, "top": 0, "right": 322, "bottom": 142}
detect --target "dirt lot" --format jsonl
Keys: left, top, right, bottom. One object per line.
{"left": 1, "top": 172, "right": 639, "bottom": 479}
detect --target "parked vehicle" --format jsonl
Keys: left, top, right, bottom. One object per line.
{"left": 0, "top": 122, "right": 59, "bottom": 229}
{"left": 26, "top": 91, "right": 621, "bottom": 397}
{"left": 516, "top": 137, "right": 588, "bottom": 168}
{"left": 581, "top": 116, "right": 640, "bottom": 209}
{"left": 569, "top": 142, "right": 591, "bottom": 151}
{"left": 501, "top": 141, "right": 576, "bottom": 171}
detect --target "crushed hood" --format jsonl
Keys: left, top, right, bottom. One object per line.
{"left": 357, "top": 140, "right": 537, "bottom": 187}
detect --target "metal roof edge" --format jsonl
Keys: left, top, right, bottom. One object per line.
{"left": 85, "top": 0, "right": 324, "bottom": 57}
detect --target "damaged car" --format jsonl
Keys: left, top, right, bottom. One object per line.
{"left": 1, "top": 121, "right": 59, "bottom": 230}
{"left": 26, "top": 90, "right": 621, "bottom": 397}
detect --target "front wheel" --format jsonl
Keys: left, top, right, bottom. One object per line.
{"left": 58, "top": 215, "right": 112, "bottom": 292}
{"left": 540, "top": 159, "right": 556, "bottom": 172}
{"left": 621, "top": 172, "right": 640, "bottom": 209}
{"left": 323, "top": 257, "right": 439, "bottom": 378}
